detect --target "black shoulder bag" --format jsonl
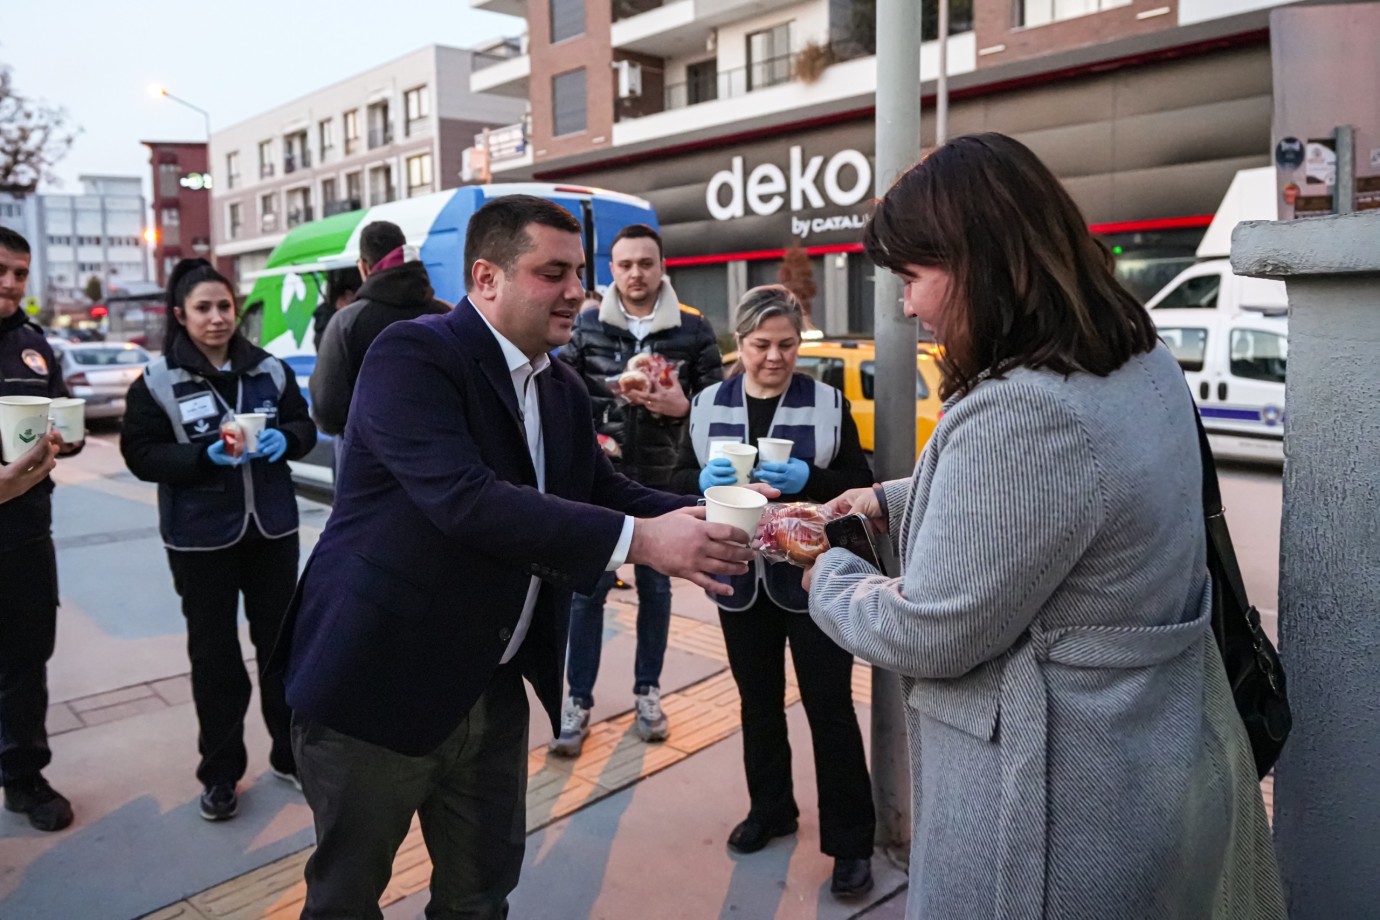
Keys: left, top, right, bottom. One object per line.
{"left": 1195, "top": 412, "right": 1292, "bottom": 779}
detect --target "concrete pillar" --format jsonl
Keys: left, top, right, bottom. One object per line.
{"left": 725, "top": 260, "right": 748, "bottom": 325}
{"left": 820, "top": 251, "right": 850, "bottom": 337}
{"left": 1231, "top": 211, "right": 1380, "bottom": 919}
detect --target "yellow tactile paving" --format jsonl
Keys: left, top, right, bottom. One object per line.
{"left": 141, "top": 607, "right": 881, "bottom": 919}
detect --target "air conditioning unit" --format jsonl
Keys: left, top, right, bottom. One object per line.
{"left": 615, "top": 61, "right": 643, "bottom": 100}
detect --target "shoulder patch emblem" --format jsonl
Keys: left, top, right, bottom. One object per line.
{"left": 21, "top": 348, "right": 48, "bottom": 376}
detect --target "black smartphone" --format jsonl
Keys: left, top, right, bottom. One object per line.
{"left": 824, "top": 513, "right": 884, "bottom": 571}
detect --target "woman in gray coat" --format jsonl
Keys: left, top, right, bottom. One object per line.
{"left": 805, "top": 133, "right": 1286, "bottom": 919}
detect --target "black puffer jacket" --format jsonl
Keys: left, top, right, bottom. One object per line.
{"left": 559, "top": 281, "right": 723, "bottom": 488}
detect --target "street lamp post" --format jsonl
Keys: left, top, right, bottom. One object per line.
{"left": 151, "top": 86, "right": 211, "bottom": 141}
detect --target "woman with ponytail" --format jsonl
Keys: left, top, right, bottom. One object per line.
{"left": 120, "top": 259, "right": 316, "bottom": 821}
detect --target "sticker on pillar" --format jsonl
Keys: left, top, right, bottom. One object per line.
{"left": 1283, "top": 183, "right": 1300, "bottom": 207}
{"left": 1304, "top": 140, "right": 1336, "bottom": 186}
{"left": 1275, "top": 137, "right": 1304, "bottom": 171}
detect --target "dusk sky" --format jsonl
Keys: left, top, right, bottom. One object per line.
{"left": 4, "top": 1, "right": 519, "bottom": 195}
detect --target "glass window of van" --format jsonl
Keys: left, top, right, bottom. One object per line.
{"left": 795, "top": 357, "right": 845, "bottom": 391}
{"left": 860, "top": 361, "right": 930, "bottom": 401}
{"left": 1153, "top": 273, "right": 1220, "bottom": 310}
{"left": 1158, "top": 327, "right": 1208, "bottom": 372}
{"left": 1230, "top": 330, "right": 1287, "bottom": 384}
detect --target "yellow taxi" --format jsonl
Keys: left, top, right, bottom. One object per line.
{"left": 726, "top": 338, "right": 946, "bottom": 454}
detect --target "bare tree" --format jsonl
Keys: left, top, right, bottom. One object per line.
{"left": 777, "top": 243, "right": 818, "bottom": 326}
{"left": 0, "top": 64, "right": 78, "bottom": 192}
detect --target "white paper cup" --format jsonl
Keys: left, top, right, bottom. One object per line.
{"left": 704, "top": 485, "right": 768, "bottom": 542}
{"left": 708, "top": 439, "right": 742, "bottom": 463}
{"left": 719, "top": 443, "right": 758, "bottom": 485}
{"left": 234, "top": 413, "right": 268, "bottom": 453}
{"left": 757, "top": 437, "right": 794, "bottom": 464}
{"left": 49, "top": 398, "right": 86, "bottom": 444}
{"left": 0, "top": 396, "right": 52, "bottom": 463}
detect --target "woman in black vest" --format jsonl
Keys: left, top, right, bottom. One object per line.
{"left": 120, "top": 259, "right": 316, "bottom": 821}
{"left": 670, "top": 285, "right": 877, "bottom": 898}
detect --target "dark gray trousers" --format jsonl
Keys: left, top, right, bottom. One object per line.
{"left": 293, "top": 664, "right": 529, "bottom": 920}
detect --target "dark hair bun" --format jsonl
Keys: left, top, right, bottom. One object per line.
{"left": 166, "top": 258, "right": 228, "bottom": 311}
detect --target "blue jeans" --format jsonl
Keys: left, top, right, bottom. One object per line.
{"left": 565, "top": 566, "right": 671, "bottom": 709}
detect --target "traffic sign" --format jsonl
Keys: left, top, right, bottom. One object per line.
{"left": 22, "top": 297, "right": 39, "bottom": 316}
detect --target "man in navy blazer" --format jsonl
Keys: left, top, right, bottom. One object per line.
{"left": 277, "top": 196, "right": 763, "bottom": 919}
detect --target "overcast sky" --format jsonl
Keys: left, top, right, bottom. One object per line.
{"left": 4, "top": 1, "right": 519, "bottom": 195}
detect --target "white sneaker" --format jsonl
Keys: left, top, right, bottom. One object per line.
{"left": 549, "top": 697, "right": 591, "bottom": 757}
{"left": 634, "top": 688, "right": 669, "bottom": 742}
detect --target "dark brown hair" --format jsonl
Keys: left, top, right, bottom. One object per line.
{"left": 464, "top": 194, "right": 582, "bottom": 289}
{"left": 611, "top": 223, "right": 663, "bottom": 260}
{"left": 864, "top": 132, "right": 1157, "bottom": 400}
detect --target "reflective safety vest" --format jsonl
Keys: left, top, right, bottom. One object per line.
{"left": 142, "top": 355, "right": 298, "bottom": 550}
{"left": 689, "top": 374, "right": 842, "bottom": 613}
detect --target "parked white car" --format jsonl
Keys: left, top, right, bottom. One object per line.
{"left": 46, "top": 341, "right": 151, "bottom": 422}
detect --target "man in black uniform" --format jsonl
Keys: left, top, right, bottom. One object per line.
{"left": 0, "top": 227, "right": 81, "bottom": 831}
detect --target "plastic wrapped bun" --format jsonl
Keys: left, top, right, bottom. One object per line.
{"left": 754, "top": 502, "right": 834, "bottom": 567}
{"left": 617, "top": 369, "right": 651, "bottom": 395}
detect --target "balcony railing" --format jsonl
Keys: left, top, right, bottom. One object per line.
{"left": 612, "top": 0, "right": 664, "bottom": 20}
{"left": 345, "top": 137, "right": 361, "bottom": 156}
{"left": 472, "top": 38, "right": 525, "bottom": 70}
{"left": 286, "top": 206, "right": 314, "bottom": 228}
{"left": 368, "top": 127, "right": 393, "bottom": 150}
{"left": 660, "top": 42, "right": 869, "bottom": 113}
{"left": 284, "top": 149, "right": 312, "bottom": 174}
{"left": 259, "top": 163, "right": 275, "bottom": 179}
{"left": 323, "top": 197, "right": 363, "bottom": 217}
{"left": 261, "top": 212, "right": 278, "bottom": 233}
{"left": 370, "top": 186, "right": 396, "bottom": 205}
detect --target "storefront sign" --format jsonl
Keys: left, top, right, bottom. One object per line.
{"left": 706, "top": 146, "right": 872, "bottom": 222}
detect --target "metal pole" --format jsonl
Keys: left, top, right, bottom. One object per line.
{"left": 1334, "top": 124, "right": 1354, "bottom": 214}
{"left": 872, "top": 0, "right": 921, "bottom": 859}
{"left": 937, "top": 0, "right": 950, "bottom": 145}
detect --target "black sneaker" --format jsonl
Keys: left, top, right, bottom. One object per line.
{"left": 831, "top": 857, "right": 874, "bottom": 899}
{"left": 199, "top": 783, "right": 239, "bottom": 821}
{"left": 727, "top": 816, "right": 798, "bottom": 854}
{"left": 3, "top": 775, "right": 74, "bottom": 832}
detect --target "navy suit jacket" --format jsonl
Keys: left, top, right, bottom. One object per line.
{"left": 277, "top": 298, "right": 690, "bottom": 755}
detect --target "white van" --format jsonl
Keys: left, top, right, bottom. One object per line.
{"left": 1144, "top": 167, "right": 1288, "bottom": 463}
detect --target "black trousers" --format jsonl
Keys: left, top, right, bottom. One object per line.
{"left": 293, "top": 663, "right": 529, "bottom": 920}
{"left": 166, "top": 529, "right": 298, "bottom": 786}
{"left": 0, "top": 538, "right": 58, "bottom": 785}
{"left": 719, "top": 595, "right": 876, "bottom": 859}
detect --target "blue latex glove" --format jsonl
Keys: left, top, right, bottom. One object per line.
{"left": 754, "top": 458, "right": 810, "bottom": 494}
{"left": 698, "top": 457, "right": 739, "bottom": 493}
{"left": 251, "top": 428, "right": 289, "bottom": 463}
{"left": 206, "top": 439, "right": 246, "bottom": 467}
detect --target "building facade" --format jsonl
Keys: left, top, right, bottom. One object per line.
{"left": 40, "top": 175, "right": 149, "bottom": 317}
{"left": 142, "top": 141, "right": 214, "bottom": 285}
{"left": 471, "top": 0, "right": 1299, "bottom": 335}
{"left": 0, "top": 190, "right": 46, "bottom": 313}
{"left": 210, "top": 44, "right": 527, "bottom": 291}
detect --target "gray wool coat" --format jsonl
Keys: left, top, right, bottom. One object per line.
{"left": 809, "top": 344, "right": 1286, "bottom": 920}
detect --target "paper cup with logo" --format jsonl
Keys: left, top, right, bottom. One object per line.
{"left": 0, "top": 396, "right": 52, "bottom": 462}
{"left": 234, "top": 413, "right": 268, "bottom": 454}
{"left": 48, "top": 398, "right": 86, "bottom": 445}
{"left": 757, "top": 437, "right": 794, "bottom": 464}
{"left": 719, "top": 443, "right": 758, "bottom": 485}
{"left": 703, "top": 485, "right": 768, "bottom": 543}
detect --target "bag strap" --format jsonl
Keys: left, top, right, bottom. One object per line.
{"left": 1193, "top": 409, "right": 1251, "bottom": 612}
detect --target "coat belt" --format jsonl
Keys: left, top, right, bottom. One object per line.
{"left": 993, "top": 580, "right": 1213, "bottom": 919}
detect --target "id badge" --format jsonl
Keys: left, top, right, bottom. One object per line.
{"left": 178, "top": 393, "right": 219, "bottom": 425}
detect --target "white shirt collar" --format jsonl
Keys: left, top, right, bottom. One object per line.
{"left": 474, "top": 302, "right": 551, "bottom": 377}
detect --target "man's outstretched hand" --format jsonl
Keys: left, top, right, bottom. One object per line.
{"left": 629, "top": 506, "right": 756, "bottom": 595}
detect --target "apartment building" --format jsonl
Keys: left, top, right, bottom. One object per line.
{"left": 471, "top": 0, "right": 1305, "bottom": 335}
{"left": 142, "top": 141, "right": 213, "bottom": 286}
{"left": 41, "top": 175, "right": 150, "bottom": 314}
{"left": 0, "top": 191, "right": 46, "bottom": 312}
{"left": 210, "top": 45, "right": 526, "bottom": 289}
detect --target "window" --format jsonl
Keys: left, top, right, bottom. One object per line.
{"left": 552, "top": 69, "right": 588, "bottom": 136}
{"left": 405, "top": 86, "right": 430, "bottom": 135}
{"left": 687, "top": 59, "right": 719, "bottom": 105}
{"left": 1152, "top": 273, "right": 1221, "bottom": 311}
{"left": 1021, "top": 0, "right": 1131, "bottom": 27}
{"left": 747, "top": 23, "right": 792, "bottom": 90}
{"left": 1230, "top": 330, "right": 1287, "bottom": 384}
{"left": 285, "top": 131, "right": 310, "bottom": 172}
{"left": 226, "top": 151, "right": 241, "bottom": 189}
{"left": 406, "top": 153, "right": 433, "bottom": 197}
{"left": 161, "top": 207, "right": 180, "bottom": 226}
{"left": 258, "top": 140, "right": 275, "bottom": 178}
{"left": 368, "top": 165, "right": 394, "bottom": 204}
{"left": 321, "top": 177, "right": 337, "bottom": 205}
{"left": 319, "top": 118, "right": 335, "bottom": 162}
{"left": 367, "top": 101, "right": 392, "bottom": 149}
{"left": 157, "top": 162, "right": 181, "bottom": 198}
{"left": 261, "top": 192, "right": 278, "bottom": 232}
{"left": 344, "top": 109, "right": 361, "bottom": 155}
{"left": 860, "top": 362, "right": 931, "bottom": 401}
{"left": 228, "top": 203, "right": 242, "bottom": 239}
{"left": 794, "top": 356, "right": 845, "bottom": 391}
{"left": 1157, "top": 327, "right": 1209, "bottom": 373}
{"left": 287, "top": 187, "right": 313, "bottom": 227}
{"left": 550, "top": 0, "right": 585, "bottom": 42}
{"left": 345, "top": 171, "right": 362, "bottom": 203}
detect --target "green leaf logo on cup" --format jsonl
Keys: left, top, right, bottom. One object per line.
{"left": 18, "top": 427, "right": 38, "bottom": 444}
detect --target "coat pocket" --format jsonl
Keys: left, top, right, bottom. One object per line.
{"left": 347, "top": 552, "right": 436, "bottom": 621}
{"left": 906, "top": 660, "right": 1003, "bottom": 742}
